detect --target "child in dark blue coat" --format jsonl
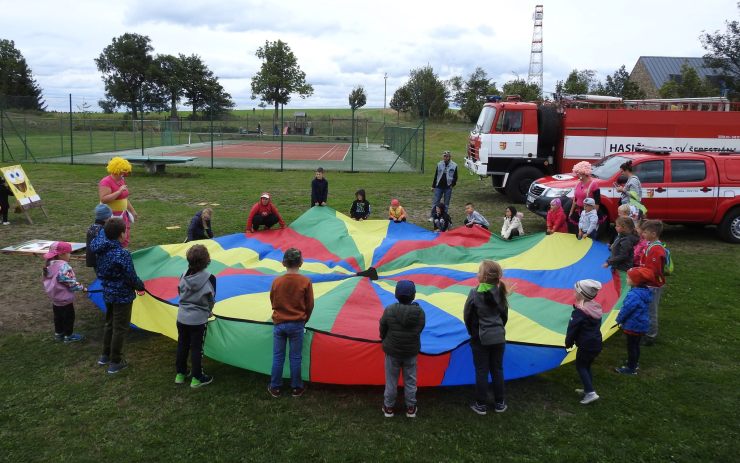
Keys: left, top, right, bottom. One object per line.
{"left": 565, "top": 279, "right": 603, "bottom": 405}
{"left": 615, "top": 267, "right": 653, "bottom": 375}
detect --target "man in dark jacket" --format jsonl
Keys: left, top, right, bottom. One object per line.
{"left": 379, "top": 280, "right": 425, "bottom": 418}
{"left": 429, "top": 150, "right": 458, "bottom": 220}
{"left": 90, "top": 217, "right": 145, "bottom": 375}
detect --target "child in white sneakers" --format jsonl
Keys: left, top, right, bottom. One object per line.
{"left": 565, "top": 279, "right": 603, "bottom": 405}
{"left": 42, "top": 241, "right": 86, "bottom": 342}
{"left": 176, "top": 244, "right": 217, "bottom": 388}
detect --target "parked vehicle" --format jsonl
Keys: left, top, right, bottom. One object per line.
{"left": 525, "top": 148, "right": 740, "bottom": 243}
{"left": 464, "top": 95, "right": 740, "bottom": 202}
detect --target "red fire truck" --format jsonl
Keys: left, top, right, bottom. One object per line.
{"left": 464, "top": 96, "right": 740, "bottom": 202}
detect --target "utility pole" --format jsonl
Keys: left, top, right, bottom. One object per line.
{"left": 383, "top": 73, "right": 388, "bottom": 124}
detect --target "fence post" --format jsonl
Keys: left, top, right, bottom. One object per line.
{"left": 210, "top": 111, "right": 214, "bottom": 169}
{"left": 351, "top": 108, "right": 355, "bottom": 172}
{"left": 113, "top": 127, "right": 117, "bottom": 152}
{"left": 280, "top": 104, "right": 284, "bottom": 172}
{"left": 140, "top": 93, "right": 145, "bottom": 157}
{"left": 1, "top": 101, "right": 4, "bottom": 162}
{"left": 69, "top": 94, "right": 74, "bottom": 165}
{"left": 89, "top": 126, "right": 93, "bottom": 154}
{"left": 23, "top": 114, "right": 27, "bottom": 160}
{"left": 421, "top": 117, "right": 426, "bottom": 173}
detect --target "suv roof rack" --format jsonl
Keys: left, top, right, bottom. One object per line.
{"left": 635, "top": 146, "right": 672, "bottom": 154}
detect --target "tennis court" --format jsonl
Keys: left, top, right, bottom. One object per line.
{"left": 181, "top": 136, "right": 350, "bottom": 161}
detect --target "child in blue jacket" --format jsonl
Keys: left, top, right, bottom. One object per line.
{"left": 565, "top": 279, "right": 603, "bottom": 405}
{"left": 614, "top": 267, "right": 653, "bottom": 375}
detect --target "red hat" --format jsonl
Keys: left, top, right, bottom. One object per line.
{"left": 627, "top": 267, "right": 655, "bottom": 286}
{"left": 391, "top": 199, "right": 400, "bottom": 207}
{"left": 43, "top": 241, "right": 72, "bottom": 259}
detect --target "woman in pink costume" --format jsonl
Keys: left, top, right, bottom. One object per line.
{"left": 567, "top": 161, "right": 601, "bottom": 233}
{"left": 98, "top": 157, "right": 137, "bottom": 247}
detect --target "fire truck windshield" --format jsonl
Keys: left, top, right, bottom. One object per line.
{"left": 474, "top": 106, "right": 496, "bottom": 134}
{"left": 591, "top": 155, "right": 629, "bottom": 179}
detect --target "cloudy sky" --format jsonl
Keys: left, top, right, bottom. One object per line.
{"left": 2, "top": 0, "right": 737, "bottom": 111}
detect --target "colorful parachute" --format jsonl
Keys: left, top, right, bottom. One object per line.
{"left": 89, "top": 207, "right": 627, "bottom": 386}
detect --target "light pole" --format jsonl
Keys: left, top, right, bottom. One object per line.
{"left": 383, "top": 73, "right": 388, "bottom": 124}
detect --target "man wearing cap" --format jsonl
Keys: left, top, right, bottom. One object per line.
{"left": 86, "top": 204, "right": 113, "bottom": 270}
{"left": 246, "top": 192, "right": 286, "bottom": 233}
{"left": 429, "top": 150, "right": 458, "bottom": 221}
{"left": 379, "top": 280, "right": 425, "bottom": 418}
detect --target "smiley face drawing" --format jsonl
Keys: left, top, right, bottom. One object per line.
{"left": 1, "top": 165, "right": 41, "bottom": 206}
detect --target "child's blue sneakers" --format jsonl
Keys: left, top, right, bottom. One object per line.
{"left": 63, "top": 333, "right": 85, "bottom": 343}
{"left": 615, "top": 366, "right": 638, "bottom": 375}
{"left": 107, "top": 359, "right": 128, "bottom": 374}
{"left": 470, "top": 402, "right": 487, "bottom": 415}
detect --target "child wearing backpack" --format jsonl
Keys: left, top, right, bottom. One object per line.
{"left": 614, "top": 267, "right": 653, "bottom": 375}
{"left": 639, "top": 220, "right": 671, "bottom": 345}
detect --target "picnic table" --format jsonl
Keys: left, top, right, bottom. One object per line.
{"left": 124, "top": 156, "right": 197, "bottom": 174}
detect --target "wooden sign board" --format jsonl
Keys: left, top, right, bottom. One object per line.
{"left": 0, "top": 165, "right": 48, "bottom": 224}
{"left": 1, "top": 239, "right": 86, "bottom": 257}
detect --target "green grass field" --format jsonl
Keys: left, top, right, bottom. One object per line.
{"left": 0, "top": 161, "right": 738, "bottom": 462}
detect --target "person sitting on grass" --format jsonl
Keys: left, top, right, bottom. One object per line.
{"left": 90, "top": 217, "right": 146, "bottom": 374}
{"left": 546, "top": 198, "right": 568, "bottom": 234}
{"left": 463, "top": 202, "right": 489, "bottom": 229}
{"left": 379, "top": 280, "right": 425, "bottom": 419}
{"left": 246, "top": 192, "right": 286, "bottom": 233}
{"left": 175, "top": 244, "right": 216, "bottom": 388}
{"left": 431, "top": 202, "right": 452, "bottom": 232}
{"left": 349, "top": 189, "right": 371, "bottom": 221}
{"left": 268, "top": 248, "right": 314, "bottom": 398}
{"left": 186, "top": 208, "right": 214, "bottom": 242}
{"left": 577, "top": 198, "right": 599, "bottom": 240}
{"left": 614, "top": 267, "right": 653, "bottom": 375}
{"left": 501, "top": 206, "right": 524, "bottom": 239}
{"left": 388, "top": 199, "right": 407, "bottom": 223}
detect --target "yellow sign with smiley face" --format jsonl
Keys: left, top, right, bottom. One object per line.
{"left": 1, "top": 165, "right": 41, "bottom": 207}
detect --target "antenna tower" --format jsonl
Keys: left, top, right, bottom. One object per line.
{"left": 527, "top": 5, "right": 544, "bottom": 96}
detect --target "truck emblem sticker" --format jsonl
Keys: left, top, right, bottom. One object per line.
{"left": 499, "top": 142, "right": 507, "bottom": 150}
{"left": 646, "top": 189, "right": 655, "bottom": 198}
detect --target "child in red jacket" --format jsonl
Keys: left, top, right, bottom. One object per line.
{"left": 638, "top": 220, "right": 666, "bottom": 345}
{"left": 246, "top": 192, "right": 286, "bottom": 233}
{"left": 546, "top": 198, "right": 568, "bottom": 234}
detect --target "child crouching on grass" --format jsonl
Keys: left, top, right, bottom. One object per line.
{"left": 380, "top": 280, "right": 425, "bottom": 418}
{"left": 42, "top": 241, "right": 86, "bottom": 343}
{"left": 565, "top": 279, "right": 603, "bottom": 405}
{"left": 176, "top": 244, "right": 217, "bottom": 388}
{"left": 614, "top": 267, "right": 653, "bottom": 375}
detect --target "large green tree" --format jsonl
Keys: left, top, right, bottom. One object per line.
{"left": 701, "top": 3, "right": 740, "bottom": 97}
{"left": 555, "top": 69, "right": 596, "bottom": 97}
{"left": 404, "top": 65, "right": 448, "bottom": 118}
{"left": 181, "top": 54, "right": 234, "bottom": 118}
{"left": 0, "top": 39, "right": 45, "bottom": 110}
{"left": 95, "top": 33, "right": 157, "bottom": 119}
{"left": 250, "top": 40, "right": 313, "bottom": 120}
{"left": 501, "top": 78, "right": 541, "bottom": 101}
{"left": 154, "top": 54, "right": 185, "bottom": 118}
{"left": 659, "top": 62, "right": 718, "bottom": 98}
{"left": 389, "top": 85, "right": 412, "bottom": 122}
{"left": 450, "top": 67, "right": 499, "bottom": 123}
{"left": 594, "top": 65, "right": 646, "bottom": 99}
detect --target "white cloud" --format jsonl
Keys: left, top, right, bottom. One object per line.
{"left": 2, "top": 0, "right": 737, "bottom": 111}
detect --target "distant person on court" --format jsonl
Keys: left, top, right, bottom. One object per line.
{"left": 246, "top": 192, "right": 286, "bottom": 233}
{"left": 465, "top": 260, "right": 509, "bottom": 415}
{"left": 175, "top": 244, "right": 217, "bottom": 388}
{"left": 86, "top": 204, "right": 113, "bottom": 271}
{"left": 350, "top": 189, "right": 371, "bottom": 220}
{"left": 429, "top": 150, "right": 458, "bottom": 220}
{"left": 614, "top": 267, "right": 653, "bottom": 375}
{"left": 388, "top": 199, "right": 407, "bottom": 223}
{"left": 43, "top": 241, "right": 86, "bottom": 343}
{"left": 380, "top": 280, "right": 425, "bottom": 418}
{"left": 0, "top": 174, "right": 12, "bottom": 225}
{"left": 186, "top": 208, "right": 214, "bottom": 242}
{"left": 310, "top": 167, "right": 329, "bottom": 207}
{"left": 565, "top": 279, "right": 603, "bottom": 405}
{"left": 268, "top": 248, "right": 314, "bottom": 398}
{"left": 90, "top": 217, "right": 146, "bottom": 374}
{"left": 463, "top": 203, "right": 489, "bottom": 229}
{"left": 501, "top": 206, "right": 524, "bottom": 240}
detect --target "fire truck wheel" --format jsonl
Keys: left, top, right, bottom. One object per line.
{"left": 718, "top": 208, "right": 740, "bottom": 244}
{"left": 505, "top": 166, "right": 543, "bottom": 203}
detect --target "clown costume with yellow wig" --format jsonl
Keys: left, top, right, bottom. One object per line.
{"left": 98, "top": 157, "right": 137, "bottom": 247}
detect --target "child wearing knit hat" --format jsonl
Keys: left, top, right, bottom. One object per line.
{"left": 86, "top": 204, "right": 113, "bottom": 270}
{"left": 614, "top": 267, "right": 654, "bottom": 375}
{"left": 565, "top": 279, "right": 603, "bottom": 404}
{"left": 546, "top": 198, "right": 568, "bottom": 234}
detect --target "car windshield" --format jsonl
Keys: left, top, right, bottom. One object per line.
{"left": 473, "top": 106, "right": 496, "bottom": 134}
{"left": 591, "top": 155, "right": 628, "bottom": 179}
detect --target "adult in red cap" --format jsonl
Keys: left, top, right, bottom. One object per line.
{"left": 246, "top": 192, "right": 286, "bottom": 233}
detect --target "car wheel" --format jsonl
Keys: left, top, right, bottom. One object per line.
{"left": 718, "top": 208, "right": 740, "bottom": 244}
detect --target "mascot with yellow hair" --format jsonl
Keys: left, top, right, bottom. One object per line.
{"left": 98, "top": 157, "right": 137, "bottom": 247}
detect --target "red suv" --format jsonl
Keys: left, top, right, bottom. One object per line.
{"left": 525, "top": 150, "right": 740, "bottom": 243}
